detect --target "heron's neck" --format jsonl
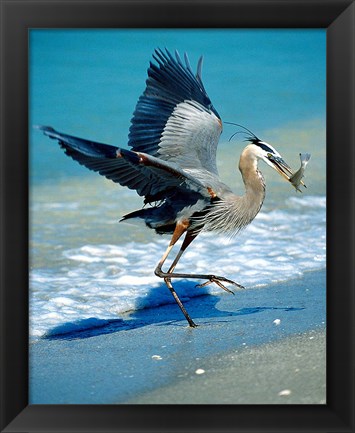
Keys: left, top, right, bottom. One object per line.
{"left": 238, "top": 151, "right": 266, "bottom": 216}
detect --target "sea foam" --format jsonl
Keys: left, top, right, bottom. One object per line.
{"left": 30, "top": 195, "right": 326, "bottom": 338}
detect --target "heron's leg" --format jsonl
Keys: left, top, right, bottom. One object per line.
{"left": 154, "top": 221, "right": 189, "bottom": 276}
{"left": 164, "top": 278, "right": 197, "bottom": 328}
{"left": 154, "top": 229, "right": 197, "bottom": 278}
{"left": 155, "top": 221, "right": 197, "bottom": 328}
{"left": 157, "top": 231, "right": 245, "bottom": 293}
{"left": 166, "top": 231, "right": 197, "bottom": 274}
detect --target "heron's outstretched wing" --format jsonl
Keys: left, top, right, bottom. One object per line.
{"left": 128, "top": 49, "right": 222, "bottom": 177}
{"left": 38, "top": 126, "right": 214, "bottom": 203}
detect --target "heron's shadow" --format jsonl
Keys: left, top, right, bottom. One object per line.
{"left": 43, "top": 281, "right": 304, "bottom": 341}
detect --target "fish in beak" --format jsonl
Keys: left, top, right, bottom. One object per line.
{"left": 268, "top": 152, "right": 311, "bottom": 192}
{"left": 289, "top": 153, "right": 311, "bottom": 192}
{"left": 267, "top": 153, "right": 293, "bottom": 181}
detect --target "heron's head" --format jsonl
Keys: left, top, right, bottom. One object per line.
{"left": 249, "top": 138, "right": 293, "bottom": 181}
{"left": 227, "top": 123, "right": 293, "bottom": 181}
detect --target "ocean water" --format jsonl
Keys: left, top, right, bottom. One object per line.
{"left": 29, "top": 29, "right": 326, "bottom": 339}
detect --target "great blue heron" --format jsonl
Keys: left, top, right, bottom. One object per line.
{"left": 39, "top": 48, "right": 304, "bottom": 327}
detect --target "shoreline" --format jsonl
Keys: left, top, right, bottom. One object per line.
{"left": 30, "top": 268, "right": 326, "bottom": 404}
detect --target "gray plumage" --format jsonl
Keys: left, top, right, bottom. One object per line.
{"left": 38, "top": 48, "right": 300, "bottom": 327}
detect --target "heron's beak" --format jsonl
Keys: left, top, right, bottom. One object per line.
{"left": 267, "top": 154, "right": 293, "bottom": 181}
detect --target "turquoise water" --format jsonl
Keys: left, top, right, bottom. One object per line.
{"left": 30, "top": 29, "right": 326, "bottom": 184}
{"left": 29, "top": 29, "right": 326, "bottom": 338}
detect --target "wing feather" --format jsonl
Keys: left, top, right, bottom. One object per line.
{"left": 38, "top": 126, "right": 213, "bottom": 203}
{"left": 128, "top": 49, "right": 222, "bottom": 177}
{"left": 38, "top": 49, "right": 225, "bottom": 205}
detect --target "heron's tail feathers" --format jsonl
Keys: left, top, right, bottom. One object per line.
{"left": 120, "top": 208, "right": 176, "bottom": 235}
{"left": 120, "top": 208, "right": 149, "bottom": 222}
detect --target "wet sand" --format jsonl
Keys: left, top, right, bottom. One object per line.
{"left": 129, "top": 328, "right": 326, "bottom": 404}
{"left": 30, "top": 269, "right": 326, "bottom": 404}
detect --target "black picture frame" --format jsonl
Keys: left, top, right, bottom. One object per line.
{"left": 1, "top": 1, "right": 354, "bottom": 432}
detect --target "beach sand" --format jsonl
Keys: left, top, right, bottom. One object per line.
{"left": 29, "top": 269, "right": 326, "bottom": 405}
{"left": 129, "top": 328, "right": 326, "bottom": 404}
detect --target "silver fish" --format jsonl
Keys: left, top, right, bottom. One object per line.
{"left": 289, "top": 153, "right": 311, "bottom": 192}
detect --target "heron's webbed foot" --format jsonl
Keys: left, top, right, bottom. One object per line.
{"left": 196, "top": 275, "right": 245, "bottom": 294}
